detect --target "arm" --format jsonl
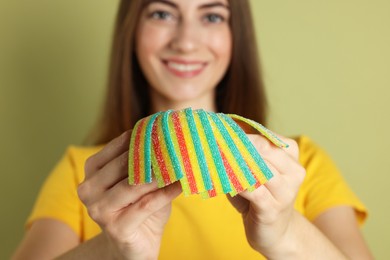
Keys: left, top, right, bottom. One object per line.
{"left": 13, "top": 131, "right": 182, "bottom": 260}
{"left": 262, "top": 207, "right": 373, "bottom": 259}
{"left": 12, "top": 219, "right": 79, "bottom": 260}
{"left": 12, "top": 219, "right": 135, "bottom": 260}
{"left": 228, "top": 134, "right": 373, "bottom": 259}
{"left": 313, "top": 206, "right": 374, "bottom": 259}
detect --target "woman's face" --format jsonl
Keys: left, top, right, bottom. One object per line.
{"left": 136, "top": 0, "right": 232, "bottom": 112}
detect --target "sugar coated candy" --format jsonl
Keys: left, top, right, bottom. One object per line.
{"left": 128, "top": 108, "right": 288, "bottom": 198}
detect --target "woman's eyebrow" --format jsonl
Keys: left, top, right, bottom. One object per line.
{"left": 145, "top": 0, "right": 229, "bottom": 11}
{"left": 146, "top": 0, "right": 178, "bottom": 9}
{"left": 199, "top": 2, "right": 229, "bottom": 10}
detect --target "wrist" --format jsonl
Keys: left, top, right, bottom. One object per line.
{"left": 257, "top": 211, "right": 301, "bottom": 259}
{"left": 104, "top": 232, "right": 160, "bottom": 260}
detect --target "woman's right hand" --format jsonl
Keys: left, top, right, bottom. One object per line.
{"left": 77, "top": 130, "right": 182, "bottom": 260}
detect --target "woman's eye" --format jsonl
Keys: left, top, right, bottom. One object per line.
{"left": 204, "top": 13, "right": 225, "bottom": 23}
{"left": 150, "top": 10, "right": 173, "bottom": 21}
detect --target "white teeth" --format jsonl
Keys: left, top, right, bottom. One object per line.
{"left": 167, "top": 62, "right": 203, "bottom": 72}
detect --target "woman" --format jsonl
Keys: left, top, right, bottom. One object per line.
{"left": 13, "top": 0, "right": 373, "bottom": 259}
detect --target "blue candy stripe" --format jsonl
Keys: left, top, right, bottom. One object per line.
{"left": 227, "top": 114, "right": 288, "bottom": 148}
{"left": 222, "top": 114, "right": 274, "bottom": 180}
{"left": 162, "top": 110, "right": 184, "bottom": 181}
{"left": 185, "top": 108, "right": 213, "bottom": 191}
{"left": 208, "top": 112, "right": 257, "bottom": 186}
{"left": 197, "top": 110, "right": 232, "bottom": 194}
{"left": 144, "top": 112, "right": 162, "bottom": 183}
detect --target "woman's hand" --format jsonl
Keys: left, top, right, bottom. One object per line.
{"left": 77, "top": 130, "right": 182, "bottom": 260}
{"left": 227, "top": 134, "right": 306, "bottom": 256}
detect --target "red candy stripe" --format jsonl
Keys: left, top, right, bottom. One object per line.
{"left": 171, "top": 112, "right": 198, "bottom": 194}
{"left": 152, "top": 118, "right": 171, "bottom": 185}
{"left": 218, "top": 143, "right": 244, "bottom": 193}
{"left": 250, "top": 166, "right": 262, "bottom": 189}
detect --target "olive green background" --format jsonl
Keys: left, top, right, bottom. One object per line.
{"left": 1, "top": 0, "right": 389, "bottom": 258}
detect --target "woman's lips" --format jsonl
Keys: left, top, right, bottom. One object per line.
{"left": 162, "top": 59, "right": 207, "bottom": 78}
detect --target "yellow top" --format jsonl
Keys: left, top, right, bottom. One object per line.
{"left": 27, "top": 135, "right": 367, "bottom": 259}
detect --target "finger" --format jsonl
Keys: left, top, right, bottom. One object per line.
{"left": 226, "top": 193, "right": 249, "bottom": 215}
{"left": 117, "top": 182, "right": 182, "bottom": 229}
{"left": 99, "top": 180, "right": 160, "bottom": 212}
{"left": 84, "top": 130, "right": 132, "bottom": 178}
{"left": 230, "top": 155, "right": 281, "bottom": 214}
{"left": 83, "top": 151, "right": 130, "bottom": 200}
{"left": 267, "top": 133, "right": 300, "bottom": 160}
{"left": 237, "top": 185, "right": 277, "bottom": 214}
{"left": 256, "top": 157, "right": 284, "bottom": 199}
{"left": 259, "top": 146, "right": 306, "bottom": 192}
{"left": 244, "top": 153, "right": 293, "bottom": 205}
{"left": 262, "top": 146, "right": 300, "bottom": 177}
{"left": 82, "top": 180, "right": 162, "bottom": 226}
{"left": 248, "top": 134, "right": 301, "bottom": 176}
{"left": 261, "top": 158, "right": 303, "bottom": 205}
{"left": 248, "top": 133, "right": 299, "bottom": 160}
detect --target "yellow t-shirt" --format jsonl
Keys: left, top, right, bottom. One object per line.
{"left": 27, "top": 135, "right": 367, "bottom": 259}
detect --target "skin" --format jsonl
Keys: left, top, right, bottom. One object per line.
{"left": 12, "top": 0, "right": 374, "bottom": 259}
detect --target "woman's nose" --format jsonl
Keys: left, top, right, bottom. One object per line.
{"left": 169, "top": 20, "right": 200, "bottom": 53}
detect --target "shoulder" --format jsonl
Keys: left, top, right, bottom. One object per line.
{"left": 291, "top": 135, "right": 367, "bottom": 223}
{"left": 66, "top": 144, "right": 104, "bottom": 157}
{"left": 24, "top": 145, "right": 104, "bottom": 238}
{"left": 292, "top": 135, "right": 332, "bottom": 168}
{"left": 293, "top": 135, "right": 322, "bottom": 155}
{"left": 52, "top": 145, "right": 104, "bottom": 184}
{"left": 292, "top": 135, "right": 346, "bottom": 182}
{"left": 291, "top": 134, "right": 341, "bottom": 183}
{"left": 64, "top": 145, "right": 104, "bottom": 165}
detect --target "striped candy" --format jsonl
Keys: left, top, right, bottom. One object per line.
{"left": 128, "top": 108, "right": 288, "bottom": 198}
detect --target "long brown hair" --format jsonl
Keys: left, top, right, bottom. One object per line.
{"left": 89, "top": 0, "right": 267, "bottom": 145}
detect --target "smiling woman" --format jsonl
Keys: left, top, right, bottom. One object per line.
{"left": 90, "top": 0, "right": 267, "bottom": 144}
{"left": 11, "top": 0, "right": 374, "bottom": 259}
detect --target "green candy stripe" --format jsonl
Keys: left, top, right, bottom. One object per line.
{"left": 162, "top": 110, "right": 184, "bottom": 181}
{"left": 129, "top": 109, "right": 282, "bottom": 197}
{"left": 227, "top": 114, "right": 289, "bottom": 148}
{"left": 222, "top": 114, "right": 274, "bottom": 180}
{"left": 208, "top": 112, "right": 257, "bottom": 186}
{"left": 197, "top": 109, "right": 232, "bottom": 194}
{"left": 144, "top": 112, "right": 162, "bottom": 183}
{"left": 185, "top": 108, "right": 212, "bottom": 191}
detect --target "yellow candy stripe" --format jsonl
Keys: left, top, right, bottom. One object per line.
{"left": 221, "top": 117, "right": 268, "bottom": 185}
{"left": 138, "top": 118, "right": 147, "bottom": 183}
{"left": 167, "top": 112, "right": 191, "bottom": 195}
{"left": 128, "top": 108, "right": 283, "bottom": 198}
{"left": 178, "top": 110, "right": 206, "bottom": 194}
{"left": 207, "top": 113, "right": 250, "bottom": 193}
{"left": 150, "top": 146, "right": 164, "bottom": 187}
{"left": 128, "top": 118, "right": 145, "bottom": 185}
{"left": 193, "top": 112, "right": 223, "bottom": 196}
{"left": 222, "top": 114, "right": 274, "bottom": 181}
{"left": 227, "top": 114, "right": 288, "bottom": 148}
{"left": 150, "top": 115, "right": 167, "bottom": 187}
{"left": 156, "top": 114, "right": 178, "bottom": 184}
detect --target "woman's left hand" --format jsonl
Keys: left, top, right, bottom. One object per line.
{"left": 227, "top": 134, "right": 306, "bottom": 256}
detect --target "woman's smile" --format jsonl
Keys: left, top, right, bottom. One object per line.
{"left": 162, "top": 58, "right": 208, "bottom": 78}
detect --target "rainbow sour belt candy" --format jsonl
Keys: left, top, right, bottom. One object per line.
{"left": 128, "top": 108, "right": 288, "bottom": 198}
